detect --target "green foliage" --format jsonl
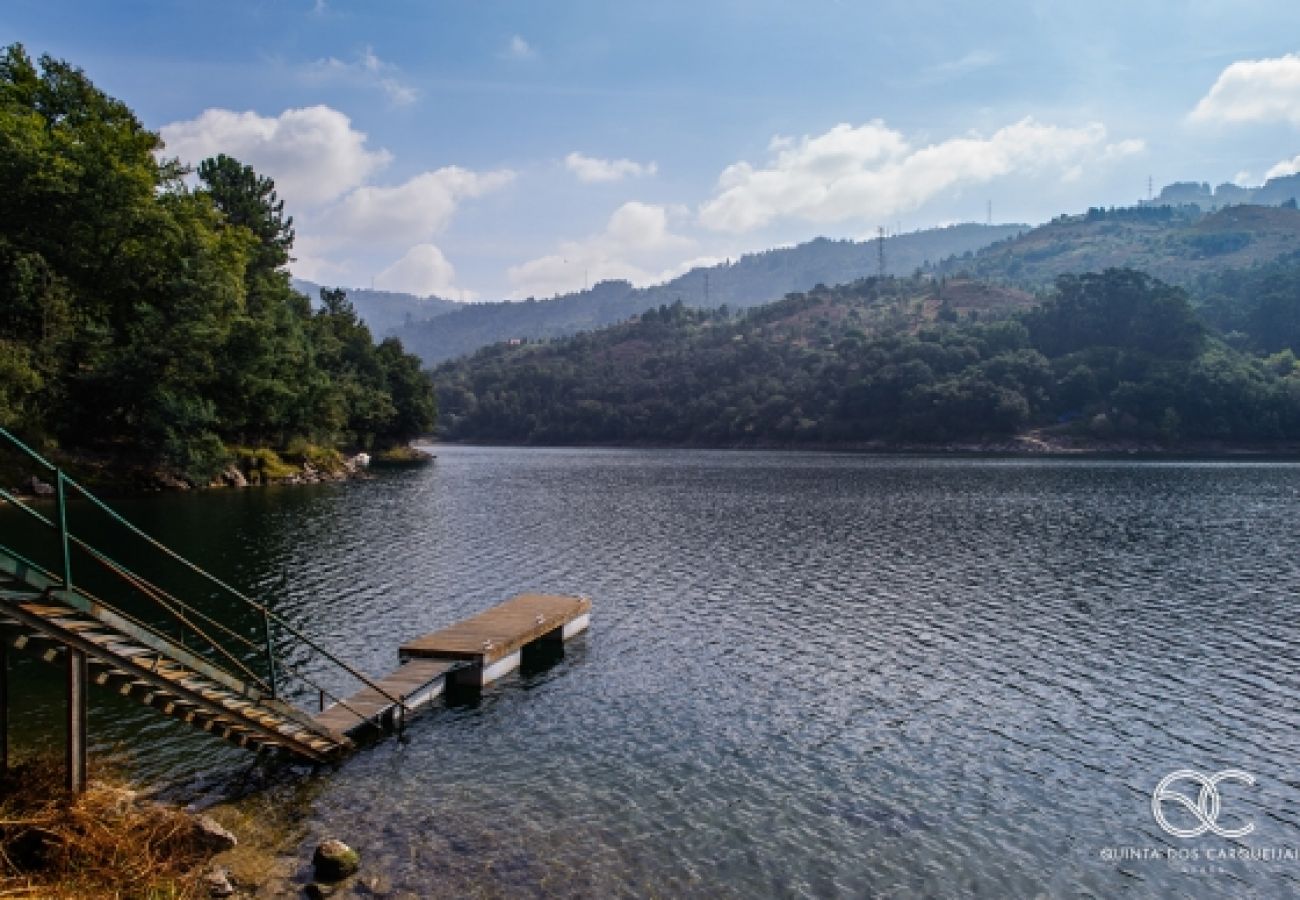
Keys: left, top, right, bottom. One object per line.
{"left": 231, "top": 446, "right": 297, "bottom": 483}
{"left": 434, "top": 268, "right": 1300, "bottom": 447}
{"left": 1193, "top": 253, "right": 1300, "bottom": 354}
{"left": 0, "top": 45, "right": 435, "bottom": 482}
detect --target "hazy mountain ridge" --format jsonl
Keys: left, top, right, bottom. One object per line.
{"left": 291, "top": 278, "right": 461, "bottom": 337}
{"left": 394, "top": 224, "right": 1024, "bottom": 365}
{"left": 1148, "top": 172, "right": 1300, "bottom": 209}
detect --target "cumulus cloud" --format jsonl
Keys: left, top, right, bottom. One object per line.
{"left": 565, "top": 152, "right": 658, "bottom": 183}
{"left": 161, "top": 104, "right": 513, "bottom": 297}
{"left": 502, "top": 35, "right": 536, "bottom": 60}
{"left": 375, "top": 243, "right": 462, "bottom": 297}
{"left": 508, "top": 201, "right": 695, "bottom": 298}
{"left": 1190, "top": 54, "right": 1300, "bottom": 126}
{"left": 328, "top": 167, "right": 515, "bottom": 246}
{"left": 698, "top": 118, "right": 1142, "bottom": 233}
{"left": 1266, "top": 155, "right": 1300, "bottom": 179}
{"left": 160, "top": 105, "right": 391, "bottom": 207}
{"left": 304, "top": 46, "right": 418, "bottom": 106}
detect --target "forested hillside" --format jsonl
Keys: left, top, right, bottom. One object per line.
{"left": 947, "top": 204, "right": 1300, "bottom": 288}
{"left": 434, "top": 269, "right": 1300, "bottom": 447}
{"left": 0, "top": 46, "right": 435, "bottom": 484}
{"left": 395, "top": 225, "right": 1023, "bottom": 365}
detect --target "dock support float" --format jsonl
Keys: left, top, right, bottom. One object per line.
{"left": 313, "top": 594, "right": 590, "bottom": 740}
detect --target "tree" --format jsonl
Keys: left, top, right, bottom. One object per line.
{"left": 198, "top": 154, "right": 294, "bottom": 273}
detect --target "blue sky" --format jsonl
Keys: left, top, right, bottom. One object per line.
{"left": 5, "top": 1, "right": 1300, "bottom": 300}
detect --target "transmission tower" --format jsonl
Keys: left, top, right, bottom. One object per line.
{"left": 877, "top": 226, "right": 886, "bottom": 279}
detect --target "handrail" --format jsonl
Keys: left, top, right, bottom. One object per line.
{"left": 0, "top": 543, "right": 266, "bottom": 699}
{"left": 0, "top": 426, "right": 408, "bottom": 725}
{"left": 0, "top": 483, "right": 272, "bottom": 693}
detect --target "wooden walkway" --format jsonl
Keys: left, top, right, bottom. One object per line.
{"left": 313, "top": 658, "right": 458, "bottom": 736}
{"left": 314, "top": 594, "right": 591, "bottom": 739}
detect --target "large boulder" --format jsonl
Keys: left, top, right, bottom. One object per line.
{"left": 312, "top": 838, "right": 360, "bottom": 881}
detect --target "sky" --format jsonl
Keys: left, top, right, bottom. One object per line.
{"left": 5, "top": 1, "right": 1300, "bottom": 301}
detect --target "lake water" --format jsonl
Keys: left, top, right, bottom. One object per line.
{"left": 5, "top": 447, "right": 1300, "bottom": 897}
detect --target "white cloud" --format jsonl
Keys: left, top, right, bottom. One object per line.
{"left": 291, "top": 234, "right": 349, "bottom": 284}
{"left": 1190, "top": 54, "right": 1300, "bottom": 126}
{"left": 161, "top": 104, "right": 514, "bottom": 296}
{"left": 327, "top": 167, "right": 515, "bottom": 246}
{"left": 919, "top": 50, "right": 999, "bottom": 84}
{"left": 375, "top": 244, "right": 463, "bottom": 297}
{"left": 1102, "top": 138, "right": 1146, "bottom": 160}
{"left": 304, "top": 46, "right": 418, "bottom": 106}
{"left": 508, "top": 201, "right": 695, "bottom": 298}
{"left": 1266, "top": 155, "right": 1300, "bottom": 179}
{"left": 698, "top": 117, "right": 1142, "bottom": 233}
{"left": 160, "top": 105, "right": 391, "bottom": 208}
{"left": 565, "top": 152, "right": 658, "bottom": 183}
{"left": 502, "top": 35, "right": 536, "bottom": 60}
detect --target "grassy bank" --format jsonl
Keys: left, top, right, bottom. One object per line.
{"left": 0, "top": 757, "right": 225, "bottom": 898}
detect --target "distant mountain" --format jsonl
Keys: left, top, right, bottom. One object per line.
{"left": 395, "top": 223, "right": 1023, "bottom": 365}
{"left": 291, "top": 278, "right": 461, "bottom": 337}
{"left": 1147, "top": 173, "right": 1300, "bottom": 210}
{"left": 943, "top": 204, "right": 1300, "bottom": 287}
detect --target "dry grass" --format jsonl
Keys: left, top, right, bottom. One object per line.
{"left": 0, "top": 757, "right": 213, "bottom": 899}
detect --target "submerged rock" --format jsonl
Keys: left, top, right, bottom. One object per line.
{"left": 191, "top": 814, "right": 238, "bottom": 852}
{"left": 27, "top": 475, "right": 54, "bottom": 496}
{"left": 312, "top": 838, "right": 360, "bottom": 881}
{"left": 204, "top": 865, "right": 235, "bottom": 897}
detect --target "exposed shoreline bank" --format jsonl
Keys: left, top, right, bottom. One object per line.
{"left": 429, "top": 430, "right": 1300, "bottom": 459}
{"left": 1, "top": 442, "right": 435, "bottom": 499}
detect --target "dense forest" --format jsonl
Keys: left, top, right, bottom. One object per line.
{"left": 433, "top": 268, "right": 1300, "bottom": 447}
{"left": 0, "top": 45, "right": 435, "bottom": 483}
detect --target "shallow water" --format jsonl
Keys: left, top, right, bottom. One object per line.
{"left": 5, "top": 447, "right": 1300, "bottom": 897}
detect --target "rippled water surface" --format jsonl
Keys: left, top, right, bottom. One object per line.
{"left": 6, "top": 447, "right": 1300, "bottom": 897}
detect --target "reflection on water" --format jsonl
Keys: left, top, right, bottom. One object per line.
{"left": 4, "top": 448, "right": 1300, "bottom": 896}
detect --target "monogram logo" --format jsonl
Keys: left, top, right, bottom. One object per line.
{"left": 1152, "top": 769, "right": 1256, "bottom": 839}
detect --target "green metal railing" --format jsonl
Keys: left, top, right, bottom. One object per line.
{"left": 0, "top": 426, "right": 406, "bottom": 734}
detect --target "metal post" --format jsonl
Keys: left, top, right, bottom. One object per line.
{"left": 66, "top": 648, "right": 87, "bottom": 793}
{"left": 262, "top": 609, "right": 278, "bottom": 699}
{"left": 55, "top": 469, "right": 86, "bottom": 792}
{"left": 55, "top": 471, "right": 72, "bottom": 591}
{"left": 0, "top": 633, "right": 8, "bottom": 776}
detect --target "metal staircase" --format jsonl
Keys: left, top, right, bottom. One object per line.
{"left": 0, "top": 427, "right": 408, "bottom": 787}
{"left": 0, "top": 570, "right": 346, "bottom": 763}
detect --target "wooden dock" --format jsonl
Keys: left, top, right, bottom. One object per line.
{"left": 313, "top": 593, "right": 590, "bottom": 739}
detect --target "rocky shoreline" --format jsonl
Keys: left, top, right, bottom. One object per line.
{"left": 0, "top": 757, "right": 373, "bottom": 899}
{"left": 3, "top": 444, "right": 435, "bottom": 498}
